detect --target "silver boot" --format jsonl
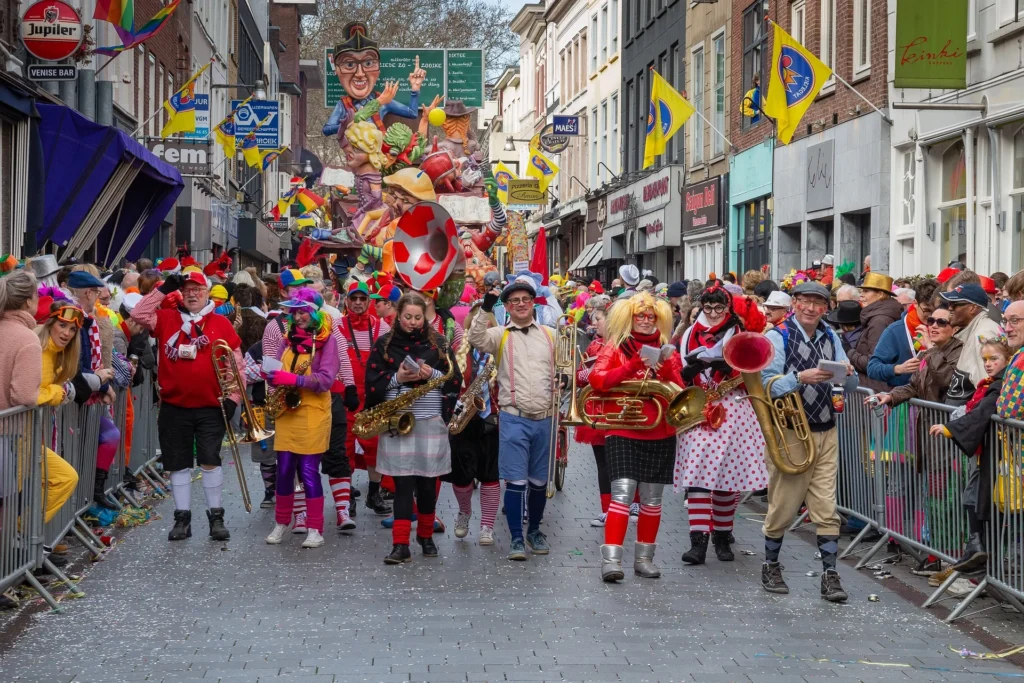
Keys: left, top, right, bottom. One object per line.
{"left": 601, "top": 544, "right": 624, "bottom": 582}
{"left": 634, "top": 542, "right": 661, "bottom": 578}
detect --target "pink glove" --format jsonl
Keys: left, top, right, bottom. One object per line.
{"left": 268, "top": 370, "right": 300, "bottom": 387}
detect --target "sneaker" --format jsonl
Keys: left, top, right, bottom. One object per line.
{"left": 479, "top": 526, "right": 495, "bottom": 545}
{"left": 336, "top": 510, "right": 356, "bottom": 532}
{"left": 260, "top": 490, "right": 275, "bottom": 509}
{"left": 820, "top": 569, "right": 849, "bottom": 602}
{"left": 292, "top": 512, "right": 307, "bottom": 534}
{"left": 433, "top": 518, "right": 446, "bottom": 534}
{"left": 265, "top": 523, "right": 288, "bottom": 545}
{"left": 454, "top": 512, "right": 471, "bottom": 539}
{"left": 761, "top": 561, "right": 789, "bottom": 594}
{"left": 912, "top": 558, "right": 943, "bottom": 576}
{"left": 526, "top": 530, "right": 550, "bottom": 555}
{"left": 947, "top": 577, "right": 981, "bottom": 597}
{"left": 590, "top": 513, "right": 607, "bottom": 527}
{"left": 929, "top": 565, "right": 956, "bottom": 587}
{"left": 629, "top": 502, "right": 640, "bottom": 520}
{"left": 301, "top": 529, "right": 325, "bottom": 548}
{"left": 508, "top": 538, "right": 527, "bottom": 561}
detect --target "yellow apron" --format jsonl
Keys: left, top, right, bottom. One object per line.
{"left": 273, "top": 347, "right": 331, "bottom": 454}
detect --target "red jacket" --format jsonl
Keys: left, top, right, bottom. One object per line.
{"left": 588, "top": 341, "right": 684, "bottom": 440}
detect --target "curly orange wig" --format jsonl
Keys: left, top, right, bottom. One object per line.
{"left": 605, "top": 292, "right": 673, "bottom": 348}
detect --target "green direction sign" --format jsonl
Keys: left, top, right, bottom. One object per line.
{"left": 445, "top": 50, "right": 484, "bottom": 108}
{"left": 324, "top": 48, "right": 484, "bottom": 110}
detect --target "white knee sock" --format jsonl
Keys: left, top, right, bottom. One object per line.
{"left": 202, "top": 466, "right": 224, "bottom": 509}
{"left": 170, "top": 469, "right": 191, "bottom": 511}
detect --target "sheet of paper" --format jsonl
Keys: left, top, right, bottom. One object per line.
{"left": 640, "top": 345, "right": 661, "bottom": 367}
{"left": 262, "top": 357, "right": 283, "bottom": 373}
{"left": 817, "top": 359, "right": 848, "bottom": 383}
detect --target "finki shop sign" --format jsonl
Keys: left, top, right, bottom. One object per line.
{"left": 20, "top": 1, "right": 83, "bottom": 62}
{"left": 682, "top": 176, "right": 721, "bottom": 232}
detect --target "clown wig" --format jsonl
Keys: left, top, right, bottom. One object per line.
{"left": 285, "top": 287, "right": 331, "bottom": 339}
{"left": 605, "top": 291, "right": 673, "bottom": 348}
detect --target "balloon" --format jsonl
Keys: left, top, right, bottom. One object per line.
{"left": 428, "top": 108, "right": 447, "bottom": 127}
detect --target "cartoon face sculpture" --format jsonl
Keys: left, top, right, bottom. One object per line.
{"left": 334, "top": 48, "right": 380, "bottom": 101}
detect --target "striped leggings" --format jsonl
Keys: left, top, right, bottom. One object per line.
{"left": 686, "top": 488, "right": 740, "bottom": 534}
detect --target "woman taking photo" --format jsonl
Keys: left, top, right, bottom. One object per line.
{"left": 575, "top": 304, "right": 611, "bottom": 527}
{"left": 263, "top": 288, "right": 339, "bottom": 550}
{"left": 588, "top": 292, "right": 683, "bottom": 582}
{"left": 675, "top": 284, "right": 768, "bottom": 565}
{"left": 365, "top": 293, "right": 462, "bottom": 564}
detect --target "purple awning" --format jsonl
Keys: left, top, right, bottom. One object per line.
{"left": 36, "top": 104, "right": 183, "bottom": 264}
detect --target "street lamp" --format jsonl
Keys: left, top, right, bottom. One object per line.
{"left": 284, "top": 160, "right": 315, "bottom": 175}
{"left": 504, "top": 136, "right": 536, "bottom": 152}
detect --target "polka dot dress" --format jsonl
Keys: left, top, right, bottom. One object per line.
{"left": 673, "top": 387, "right": 769, "bottom": 493}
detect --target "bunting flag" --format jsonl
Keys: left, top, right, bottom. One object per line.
{"left": 270, "top": 186, "right": 301, "bottom": 220}
{"left": 494, "top": 161, "right": 517, "bottom": 205}
{"left": 643, "top": 68, "right": 694, "bottom": 169}
{"left": 296, "top": 189, "right": 325, "bottom": 213}
{"left": 94, "top": 0, "right": 135, "bottom": 45}
{"left": 240, "top": 131, "right": 261, "bottom": 169}
{"left": 160, "top": 61, "right": 212, "bottom": 137}
{"left": 211, "top": 96, "right": 253, "bottom": 159}
{"left": 525, "top": 147, "right": 559, "bottom": 194}
{"left": 94, "top": 0, "right": 181, "bottom": 55}
{"left": 261, "top": 146, "right": 288, "bottom": 172}
{"left": 762, "top": 22, "right": 833, "bottom": 145}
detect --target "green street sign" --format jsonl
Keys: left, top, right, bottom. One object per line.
{"left": 324, "top": 48, "right": 483, "bottom": 110}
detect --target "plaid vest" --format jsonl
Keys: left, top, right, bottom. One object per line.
{"left": 775, "top": 318, "right": 838, "bottom": 431}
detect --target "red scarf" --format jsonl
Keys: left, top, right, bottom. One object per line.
{"left": 966, "top": 376, "right": 995, "bottom": 413}
{"left": 685, "top": 315, "right": 734, "bottom": 355}
{"left": 621, "top": 330, "right": 662, "bottom": 358}
{"left": 87, "top": 317, "right": 102, "bottom": 371}
{"left": 345, "top": 308, "right": 375, "bottom": 332}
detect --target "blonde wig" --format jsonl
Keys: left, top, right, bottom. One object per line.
{"left": 345, "top": 121, "right": 389, "bottom": 170}
{"left": 605, "top": 291, "right": 672, "bottom": 348}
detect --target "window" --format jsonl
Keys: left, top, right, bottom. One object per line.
{"left": 625, "top": 80, "right": 634, "bottom": 170}
{"left": 166, "top": 71, "right": 174, "bottom": 132}
{"left": 968, "top": 0, "right": 977, "bottom": 39}
{"left": 601, "top": 100, "right": 608, "bottom": 181}
{"left": 820, "top": 0, "right": 836, "bottom": 86}
{"left": 691, "top": 45, "right": 705, "bottom": 166}
{"left": 610, "top": 0, "right": 619, "bottom": 52}
{"left": 591, "top": 108, "right": 599, "bottom": 187}
{"left": 591, "top": 15, "right": 599, "bottom": 73}
{"left": 634, "top": 0, "right": 641, "bottom": 37}
{"left": 712, "top": 31, "right": 725, "bottom": 158}
{"left": 739, "top": 198, "right": 771, "bottom": 273}
{"left": 147, "top": 54, "right": 156, "bottom": 136}
{"left": 998, "top": 0, "right": 1023, "bottom": 24}
{"left": 136, "top": 48, "right": 145, "bottom": 126}
{"left": 560, "top": 50, "right": 566, "bottom": 102}
{"left": 1014, "top": 129, "right": 1024, "bottom": 190}
{"left": 580, "top": 33, "right": 587, "bottom": 90}
{"left": 601, "top": 5, "right": 608, "bottom": 64}
{"left": 742, "top": 1, "right": 766, "bottom": 129}
{"left": 1014, "top": 130, "right": 1024, "bottom": 268}
{"left": 669, "top": 43, "right": 679, "bottom": 162}
{"left": 853, "top": 0, "right": 871, "bottom": 74}
{"left": 902, "top": 151, "right": 916, "bottom": 227}
{"left": 940, "top": 141, "right": 968, "bottom": 266}
{"left": 645, "top": 0, "right": 652, "bottom": 24}
{"left": 791, "top": 0, "right": 806, "bottom": 44}
{"left": 611, "top": 92, "right": 619, "bottom": 175}
{"left": 623, "top": 0, "right": 631, "bottom": 39}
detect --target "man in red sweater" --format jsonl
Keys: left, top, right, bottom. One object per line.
{"left": 133, "top": 270, "right": 243, "bottom": 543}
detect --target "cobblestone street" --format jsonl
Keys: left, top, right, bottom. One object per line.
{"left": 1, "top": 442, "right": 1022, "bottom": 682}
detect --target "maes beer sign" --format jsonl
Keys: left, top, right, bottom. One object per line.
{"left": 20, "top": 1, "right": 83, "bottom": 62}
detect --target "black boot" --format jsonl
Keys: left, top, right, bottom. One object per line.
{"left": 417, "top": 535, "right": 439, "bottom": 557}
{"left": 168, "top": 510, "right": 192, "bottom": 541}
{"left": 92, "top": 469, "right": 117, "bottom": 510}
{"left": 681, "top": 532, "right": 709, "bottom": 565}
{"left": 384, "top": 543, "right": 411, "bottom": 564}
{"left": 207, "top": 508, "right": 230, "bottom": 541}
{"left": 952, "top": 533, "right": 989, "bottom": 573}
{"left": 366, "top": 490, "right": 393, "bottom": 516}
{"left": 712, "top": 530, "right": 735, "bottom": 562}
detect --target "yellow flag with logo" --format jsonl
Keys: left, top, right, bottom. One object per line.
{"left": 762, "top": 21, "right": 833, "bottom": 144}
{"left": 526, "top": 147, "right": 559, "bottom": 194}
{"left": 494, "top": 162, "right": 518, "bottom": 205}
{"left": 643, "top": 69, "right": 695, "bottom": 169}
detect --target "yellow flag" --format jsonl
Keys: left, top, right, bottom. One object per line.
{"left": 525, "top": 147, "right": 559, "bottom": 194}
{"left": 762, "top": 21, "right": 833, "bottom": 145}
{"left": 160, "top": 61, "right": 212, "bottom": 137}
{"left": 494, "top": 162, "right": 518, "bottom": 205}
{"left": 643, "top": 69, "right": 694, "bottom": 169}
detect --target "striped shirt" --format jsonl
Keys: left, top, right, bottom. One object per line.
{"left": 384, "top": 368, "right": 446, "bottom": 419}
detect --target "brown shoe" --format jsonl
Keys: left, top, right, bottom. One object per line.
{"left": 928, "top": 565, "right": 955, "bottom": 587}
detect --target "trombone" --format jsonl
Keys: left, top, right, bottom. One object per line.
{"left": 212, "top": 341, "right": 275, "bottom": 513}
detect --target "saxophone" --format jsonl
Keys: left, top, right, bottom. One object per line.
{"left": 352, "top": 353, "right": 455, "bottom": 439}
{"left": 449, "top": 359, "right": 495, "bottom": 434}
{"left": 266, "top": 357, "right": 312, "bottom": 418}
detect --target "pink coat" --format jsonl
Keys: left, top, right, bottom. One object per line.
{"left": 0, "top": 310, "right": 42, "bottom": 410}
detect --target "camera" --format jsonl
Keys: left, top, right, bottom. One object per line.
{"left": 178, "top": 344, "right": 197, "bottom": 360}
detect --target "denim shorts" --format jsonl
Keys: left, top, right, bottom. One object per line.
{"left": 497, "top": 411, "right": 552, "bottom": 482}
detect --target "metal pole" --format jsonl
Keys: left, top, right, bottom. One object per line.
{"left": 832, "top": 73, "right": 894, "bottom": 125}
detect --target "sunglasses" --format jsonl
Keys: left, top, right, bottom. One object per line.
{"left": 50, "top": 306, "right": 85, "bottom": 328}
{"left": 925, "top": 317, "right": 952, "bottom": 327}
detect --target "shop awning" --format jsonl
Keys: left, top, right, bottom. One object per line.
{"left": 582, "top": 242, "right": 605, "bottom": 268}
{"left": 568, "top": 242, "right": 601, "bottom": 272}
{"left": 36, "top": 104, "right": 184, "bottom": 266}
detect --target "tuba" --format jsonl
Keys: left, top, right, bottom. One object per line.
{"left": 723, "top": 332, "right": 817, "bottom": 475}
{"left": 212, "top": 340, "right": 274, "bottom": 513}
{"left": 577, "top": 368, "right": 706, "bottom": 431}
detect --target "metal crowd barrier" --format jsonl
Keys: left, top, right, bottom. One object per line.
{"left": 0, "top": 369, "right": 163, "bottom": 612}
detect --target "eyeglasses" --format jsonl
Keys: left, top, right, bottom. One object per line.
{"left": 925, "top": 317, "right": 952, "bottom": 328}
{"left": 633, "top": 312, "right": 656, "bottom": 322}
{"left": 1004, "top": 316, "right": 1024, "bottom": 327}
{"left": 506, "top": 297, "right": 533, "bottom": 306}
{"left": 794, "top": 297, "right": 828, "bottom": 309}
{"left": 701, "top": 304, "right": 727, "bottom": 315}
{"left": 947, "top": 301, "right": 972, "bottom": 309}
{"left": 336, "top": 58, "right": 380, "bottom": 73}
{"left": 50, "top": 306, "right": 85, "bottom": 328}
{"left": 348, "top": 294, "right": 368, "bottom": 302}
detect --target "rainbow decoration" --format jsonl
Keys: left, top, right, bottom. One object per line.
{"left": 94, "top": 0, "right": 181, "bottom": 56}
{"left": 94, "top": 0, "right": 135, "bottom": 45}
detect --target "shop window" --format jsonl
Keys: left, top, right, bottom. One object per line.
{"left": 902, "top": 151, "right": 915, "bottom": 228}
{"left": 940, "top": 141, "right": 968, "bottom": 266}
{"left": 739, "top": 198, "right": 771, "bottom": 273}
{"left": 1014, "top": 129, "right": 1024, "bottom": 190}
{"left": 942, "top": 141, "right": 967, "bottom": 202}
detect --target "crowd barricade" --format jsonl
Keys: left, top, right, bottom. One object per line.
{"left": 0, "top": 370, "right": 163, "bottom": 612}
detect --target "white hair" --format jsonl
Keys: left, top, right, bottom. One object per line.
{"left": 232, "top": 271, "right": 256, "bottom": 288}
{"left": 895, "top": 287, "right": 915, "bottom": 300}
{"left": 836, "top": 285, "right": 860, "bottom": 302}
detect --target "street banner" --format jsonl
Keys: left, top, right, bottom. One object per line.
{"left": 895, "top": 0, "right": 968, "bottom": 89}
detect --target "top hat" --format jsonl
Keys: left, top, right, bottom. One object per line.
{"left": 334, "top": 22, "right": 379, "bottom": 59}
{"left": 860, "top": 272, "right": 895, "bottom": 295}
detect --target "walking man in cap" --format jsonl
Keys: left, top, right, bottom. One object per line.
{"left": 943, "top": 283, "right": 1003, "bottom": 406}
{"left": 759, "top": 282, "right": 858, "bottom": 601}
{"left": 469, "top": 275, "right": 557, "bottom": 560}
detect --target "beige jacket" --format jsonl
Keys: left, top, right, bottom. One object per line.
{"left": 468, "top": 313, "right": 555, "bottom": 416}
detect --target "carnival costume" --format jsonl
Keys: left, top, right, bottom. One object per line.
{"left": 588, "top": 293, "right": 683, "bottom": 581}
{"left": 675, "top": 285, "right": 768, "bottom": 564}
